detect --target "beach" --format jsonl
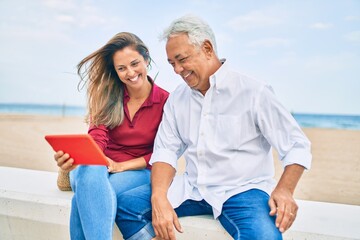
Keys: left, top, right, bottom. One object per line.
{"left": 0, "top": 114, "right": 359, "bottom": 206}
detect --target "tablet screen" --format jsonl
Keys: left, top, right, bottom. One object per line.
{"left": 45, "top": 134, "right": 108, "bottom": 166}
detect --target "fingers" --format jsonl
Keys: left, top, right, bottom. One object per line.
{"left": 268, "top": 198, "right": 277, "bottom": 216}
{"left": 106, "top": 157, "right": 111, "bottom": 166}
{"left": 153, "top": 218, "right": 176, "bottom": 240}
{"left": 54, "top": 151, "right": 74, "bottom": 171}
{"left": 107, "top": 159, "right": 114, "bottom": 172}
{"left": 173, "top": 215, "right": 183, "bottom": 233}
{"left": 272, "top": 202, "right": 298, "bottom": 233}
{"left": 152, "top": 204, "right": 179, "bottom": 240}
{"left": 279, "top": 205, "right": 297, "bottom": 232}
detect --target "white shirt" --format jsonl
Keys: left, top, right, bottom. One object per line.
{"left": 150, "top": 60, "right": 312, "bottom": 218}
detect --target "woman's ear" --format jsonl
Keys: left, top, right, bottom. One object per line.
{"left": 145, "top": 59, "right": 150, "bottom": 68}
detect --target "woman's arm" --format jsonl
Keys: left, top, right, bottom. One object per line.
{"left": 107, "top": 157, "right": 147, "bottom": 173}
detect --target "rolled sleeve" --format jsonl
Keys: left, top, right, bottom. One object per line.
{"left": 281, "top": 141, "right": 312, "bottom": 170}
{"left": 150, "top": 148, "right": 179, "bottom": 169}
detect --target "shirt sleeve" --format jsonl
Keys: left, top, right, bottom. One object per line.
{"left": 88, "top": 124, "right": 109, "bottom": 152}
{"left": 149, "top": 95, "right": 187, "bottom": 169}
{"left": 255, "top": 84, "right": 312, "bottom": 169}
{"left": 143, "top": 153, "right": 152, "bottom": 168}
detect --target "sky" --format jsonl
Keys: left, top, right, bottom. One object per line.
{"left": 0, "top": 0, "right": 359, "bottom": 115}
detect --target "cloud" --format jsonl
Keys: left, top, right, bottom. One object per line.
{"left": 344, "top": 31, "right": 360, "bottom": 43}
{"left": 56, "top": 14, "right": 75, "bottom": 24}
{"left": 273, "top": 51, "right": 298, "bottom": 66}
{"left": 216, "top": 33, "right": 233, "bottom": 45}
{"left": 309, "top": 22, "right": 333, "bottom": 30}
{"left": 304, "top": 53, "right": 358, "bottom": 73}
{"left": 345, "top": 15, "right": 360, "bottom": 21}
{"left": 42, "top": 0, "right": 76, "bottom": 11}
{"left": 247, "top": 38, "right": 289, "bottom": 48}
{"left": 42, "top": 0, "right": 111, "bottom": 28}
{"left": 227, "top": 10, "right": 281, "bottom": 31}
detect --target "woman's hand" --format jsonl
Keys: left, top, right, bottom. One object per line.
{"left": 107, "top": 158, "right": 126, "bottom": 173}
{"left": 54, "top": 151, "right": 77, "bottom": 171}
{"left": 107, "top": 157, "right": 147, "bottom": 173}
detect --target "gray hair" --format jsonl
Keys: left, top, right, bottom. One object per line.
{"left": 160, "top": 14, "right": 218, "bottom": 55}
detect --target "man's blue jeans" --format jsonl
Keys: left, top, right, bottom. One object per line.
{"left": 117, "top": 184, "right": 282, "bottom": 240}
{"left": 69, "top": 165, "right": 150, "bottom": 240}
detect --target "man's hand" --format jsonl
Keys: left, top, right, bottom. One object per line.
{"left": 151, "top": 162, "right": 180, "bottom": 239}
{"left": 151, "top": 195, "right": 183, "bottom": 240}
{"left": 269, "top": 164, "right": 304, "bottom": 233}
{"left": 269, "top": 186, "right": 298, "bottom": 233}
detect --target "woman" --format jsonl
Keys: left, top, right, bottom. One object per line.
{"left": 54, "top": 32, "right": 169, "bottom": 239}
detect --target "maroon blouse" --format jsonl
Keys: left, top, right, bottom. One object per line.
{"left": 88, "top": 81, "right": 169, "bottom": 169}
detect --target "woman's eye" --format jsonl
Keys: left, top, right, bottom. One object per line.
{"left": 131, "top": 62, "right": 139, "bottom": 67}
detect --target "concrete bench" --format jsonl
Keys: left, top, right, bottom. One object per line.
{"left": 0, "top": 166, "right": 359, "bottom": 240}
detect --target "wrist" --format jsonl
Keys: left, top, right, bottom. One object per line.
{"left": 151, "top": 190, "right": 168, "bottom": 201}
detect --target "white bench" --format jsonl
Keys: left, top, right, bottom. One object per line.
{"left": 0, "top": 166, "right": 359, "bottom": 240}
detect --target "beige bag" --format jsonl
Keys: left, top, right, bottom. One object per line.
{"left": 57, "top": 169, "right": 72, "bottom": 191}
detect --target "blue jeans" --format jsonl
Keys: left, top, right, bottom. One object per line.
{"left": 117, "top": 184, "right": 282, "bottom": 240}
{"left": 69, "top": 165, "right": 150, "bottom": 240}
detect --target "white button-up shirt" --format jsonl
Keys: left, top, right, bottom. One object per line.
{"left": 150, "top": 60, "right": 312, "bottom": 218}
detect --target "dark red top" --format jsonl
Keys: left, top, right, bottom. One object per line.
{"left": 88, "top": 81, "right": 169, "bottom": 169}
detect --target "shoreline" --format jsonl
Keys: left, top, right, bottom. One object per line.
{"left": 0, "top": 114, "right": 359, "bottom": 206}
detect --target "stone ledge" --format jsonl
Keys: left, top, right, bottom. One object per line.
{"left": 1, "top": 166, "right": 359, "bottom": 240}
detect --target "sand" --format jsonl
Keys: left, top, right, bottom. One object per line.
{"left": 0, "top": 114, "right": 359, "bottom": 206}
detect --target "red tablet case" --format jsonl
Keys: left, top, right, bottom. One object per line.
{"left": 45, "top": 134, "right": 108, "bottom": 166}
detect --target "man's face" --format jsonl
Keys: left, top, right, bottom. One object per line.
{"left": 166, "top": 34, "right": 211, "bottom": 93}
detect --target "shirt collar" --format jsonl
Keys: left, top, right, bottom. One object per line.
{"left": 210, "top": 58, "right": 228, "bottom": 91}
{"left": 123, "top": 76, "right": 161, "bottom": 106}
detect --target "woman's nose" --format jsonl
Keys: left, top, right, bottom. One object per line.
{"left": 126, "top": 67, "right": 135, "bottom": 76}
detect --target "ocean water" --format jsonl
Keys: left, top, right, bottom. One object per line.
{"left": 1, "top": 103, "right": 360, "bottom": 130}
{"left": 0, "top": 103, "right": 86, "bottom": 117}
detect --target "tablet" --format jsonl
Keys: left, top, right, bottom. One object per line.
{"left": 45, "top": 134, "right": 109, "bottom": 166}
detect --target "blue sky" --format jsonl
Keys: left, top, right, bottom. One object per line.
{"left": 0, "top": 0, "right": 359, "bottom": 115}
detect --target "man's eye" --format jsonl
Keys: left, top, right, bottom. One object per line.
{"left": 179, "top": 57, "right": 187, "bottom": 63}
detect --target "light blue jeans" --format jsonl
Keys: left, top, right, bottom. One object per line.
{"left": 117, "top": 185, "right": 282, "bottom": 240}
{"left": 69, "top": 165, "right": 150, "bottom": 240}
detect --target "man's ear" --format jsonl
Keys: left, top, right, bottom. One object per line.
{"left": 202, "top": 40, "right": 214, "bottom": 58}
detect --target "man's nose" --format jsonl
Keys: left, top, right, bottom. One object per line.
{"left": 174, "top": 63, "right": 184, "bottom": 75}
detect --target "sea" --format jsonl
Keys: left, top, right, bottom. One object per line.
{"left": 1, "top": 103, "right": 360, "bottom": 130}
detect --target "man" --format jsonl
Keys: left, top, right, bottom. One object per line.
{"left": 117, "top": 15, "right": 312, "bottom": 240}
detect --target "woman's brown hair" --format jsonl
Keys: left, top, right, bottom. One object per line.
{"left": 77, "top": 32, "right": 151, "bottom": 129}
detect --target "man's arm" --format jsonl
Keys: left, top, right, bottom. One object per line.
{"left": 151, "top": 162, "right": 183, "bottom": 240}
{"left": 269, "top": 163, "right": 305, "bottom": 233}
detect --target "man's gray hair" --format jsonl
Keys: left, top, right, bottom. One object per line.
{"left": 160, "top": 14, "right": 218, "bottom": 55}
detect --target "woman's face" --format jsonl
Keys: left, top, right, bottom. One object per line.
{"left": 113, "top": 46, "right": 149, "bottom": 90}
